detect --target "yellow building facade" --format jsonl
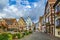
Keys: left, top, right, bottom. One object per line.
{"left": 18, "top": 17, "right": 26, "bottom": 31}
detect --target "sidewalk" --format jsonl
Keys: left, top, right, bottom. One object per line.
{"left": 43, "top": 32, "right": 60, "bottom": 40}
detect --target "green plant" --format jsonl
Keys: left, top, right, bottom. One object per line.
{"left": 12, "top": 33, "right": 24, "bottom": 39}
{"left": 29, "top": 30, "right": 32, "bottom": 33}
{"left": 12, "top": 34, "right": 16, "bottom": 39}
{"left": 16, "top": 33, "right": 22, "bottom": 39}
{"left": 24, "top": 30, "right": 30, "bottom": 35}
{"left": 8, "top": 34, "right": 12, "bottom": 40}
{"left": 0, "top": 34, "right": 3, "bottom": 40}
{"left": 0, "top": 33, "right": 12, "bottom": 40}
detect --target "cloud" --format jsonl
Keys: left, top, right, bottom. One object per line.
{"left": 0, "top": 0, "right": 8, "bottom": 11}
{"left": 33, "top": 3, "right": 37, "bottom": 8}
{"left": 25, "top": 5, "right": 31, "bottom": 8}
{"left": 20, "top": 0, "right": 29, "bottom": 5}
{"left": 0, "top": 0, "right": 47, "bottom": 23}
{"left": 3, "top": 5, "right": 24, "bottom": 18}
{"left": 0, "top": 13, "right": 6, "bottom": 18}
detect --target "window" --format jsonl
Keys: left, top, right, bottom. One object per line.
{"left": 56, "top": 19, "right": 60, "bottom": 27}
{"left": 46, "top": 18, "right": 48, "bottom": 23}
{"left": 55, "top": 7, "right": 57, "bottom": 13}
{"left": 57, "top": 6, "right": 60, "bottom": 12}
{"left": 55, "top": 5, "right": 60, "bottom": 13}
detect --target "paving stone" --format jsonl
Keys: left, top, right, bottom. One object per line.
{"left": 19, "top": 32, "right": 60, "bottom": 40}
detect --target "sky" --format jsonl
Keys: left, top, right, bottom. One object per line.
{"left": 0, "top": 0, "right": 47, "bottom": 23}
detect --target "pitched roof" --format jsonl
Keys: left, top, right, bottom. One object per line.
{"left": 19, "top": 17, "right": 26, "bottom": 22}
{"left": 4, "top": 18, "right": 16, "bottom": 25}
{"left": 18, "top": 17, "right": 26, "bottom": 25}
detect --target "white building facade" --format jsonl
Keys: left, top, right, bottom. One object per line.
{"left": 26, "top": 17, "right": 32, "bottom": 30}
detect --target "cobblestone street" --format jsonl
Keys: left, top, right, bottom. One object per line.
{"left": 20, "top": 32, "right": 60, "bottom": 40}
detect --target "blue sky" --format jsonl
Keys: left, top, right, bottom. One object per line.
{"left": 0, "top": 0, "right": 47, "bottom": 23}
